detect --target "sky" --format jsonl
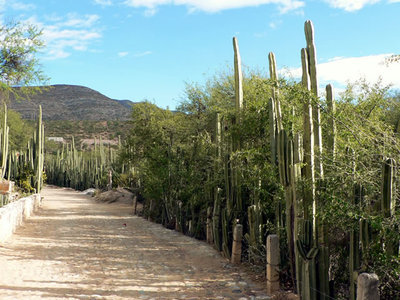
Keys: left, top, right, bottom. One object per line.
{"left": 1, "top": 0, "right": 400, "bottom": 109}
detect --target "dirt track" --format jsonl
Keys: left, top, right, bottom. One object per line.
{"left": 0, "top": 186, "right": 271, "bottom": 300}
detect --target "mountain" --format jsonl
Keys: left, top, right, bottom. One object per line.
{"left": 9, "top": 84, "right": 136, "bottom": 121}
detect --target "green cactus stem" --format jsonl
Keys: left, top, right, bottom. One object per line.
{"left": 326, "top": 84, "right": 336, "bottom": 161}
{"left": 304, "top": 20, "right": 323, "bottom": 180}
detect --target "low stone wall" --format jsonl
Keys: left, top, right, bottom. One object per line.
{"left": 0, "top": 194, "right": 42, "bottom": 243}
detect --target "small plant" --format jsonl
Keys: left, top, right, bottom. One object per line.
{"left": 16, "top": 164, "right": 35, "bottom": 193}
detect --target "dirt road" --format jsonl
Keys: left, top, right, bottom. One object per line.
{"left": 0, "top": 186, "right": 271, "bottom": 300}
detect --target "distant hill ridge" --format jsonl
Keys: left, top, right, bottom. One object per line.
{"left": 9, "top": 84, "right": 136, "bottom": 121}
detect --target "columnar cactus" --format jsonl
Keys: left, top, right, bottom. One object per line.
{"left": 34, "top": 105, "right": 43, "bottom": 192}
{"left": 382, "top": 157, "right": 395, "bottom": 218}
{"left": 0, "top": 103, "right": 9, "bottom": 180}
{"left": 269, "top": 97, "right": 277, "bottom": 164}
{"left": 233, "top": 37, "right": 243, "bottom": 215}
{"left": 326, "top": 84, "right": 336, "bottom": 160}
{"left": 381, "top": 157, "right": 397, "bottom": 256}
{"left": 233, "top": 37, "right": 243, "bottom": 113}
{"left": 301, "top": 47, "right": 315, "bottom": 221}
{"left": 305, "top": 20, "right": 323, "bottom": 180}
{"left": 269, "top": 51, "right": 299, "bottom": 289}
{"left": 297, "top": 20, "right": 330, "bottom": 300}
{"left": 213, "top": 113, "right": 222, "bottom": 251}
{"left": 350, "top": 181, "right": 362, "bottom": 300}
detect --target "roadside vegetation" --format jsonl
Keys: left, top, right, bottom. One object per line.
{"left": 43, "top": 21, "right": 399, "bottom": 299}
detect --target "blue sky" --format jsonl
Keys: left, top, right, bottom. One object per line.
{"left": 1, "top": 0, "right": 400, "bottom": 108}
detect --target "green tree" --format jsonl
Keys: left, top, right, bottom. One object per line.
{"left": 0, "top": 21, "right": 47, "bottom": 98}
{"left": 7, "top": 109, "right": 32, "bottom": 150}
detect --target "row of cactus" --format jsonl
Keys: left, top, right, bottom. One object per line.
{"left": 121, "top": 18, "right": 399, "bottom": 299}
{"left": 267, "top": 20, "right": 399, "bottom": 299}
{"left": 0, "top": 104, "right": 44, "bottom": 206}
{"left": 45, "top": 136, "right": 119, "bottom": 191}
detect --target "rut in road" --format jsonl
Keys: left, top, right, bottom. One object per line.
{"left": 0, "top": 186, "right": 272, "bottom": 300}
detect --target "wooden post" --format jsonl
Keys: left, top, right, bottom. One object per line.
{"left": 357, "top": 273, "right": 379, "bottom": 300}
{"left": 133, "top": 195, "right": 138, "bottom": 214}
{"left": 147, "top": 199, "right": 153, "bottom": 222}
{"left": 266, "top": 234, "right": 280, "bottom": 294}
{"left": 231, "top": 223, "right": 243, "bottom": 264}
{"left": 108, "top": 169, "right": 112, "bottom": 191}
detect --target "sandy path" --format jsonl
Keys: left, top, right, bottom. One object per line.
{"left": 0, "top": 186, "right": 271, "bottom": 300}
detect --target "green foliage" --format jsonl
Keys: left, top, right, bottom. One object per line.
{"left": 121, "top": 67, "right": 400, "bottom": 298}
{"left": 0, "top": 21, "right": 47, "bottom": 93}
{"left": 15, "top": 163, "right": 35, "bottom": 193}
{"left": 8, "top": 109, "right": 32, "bottom": 150}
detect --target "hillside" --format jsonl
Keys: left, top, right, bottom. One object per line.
{"left": 9, "top": 85, "right": 136, "bottom": 121}
{"left": 42, "top": 119, "right": 129, "bottom": 146}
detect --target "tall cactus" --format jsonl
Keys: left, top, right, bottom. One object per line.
{"left": 233, "top": 37, "right": 243, "bottom": 216}
{"left": 233, "top": 37, "right": 243, "bottom": 114}
{"left": 32, "top": 105, "right": 44, "bottom": 193}
{"left": 301, "top": 47, "right": 315, "bottom": 222}
{"left": 297, "top": 20, "right": 330, "bottom": 300}
{"left": 213, "top": 113, "right": 222, "bottom": 251}
{"left": 326, "top": 84, "right": 336, "bottom": 160}
{"left": 269, "top": 97, "right": 277, "bottom": 164}
{"left": 0, "top": 103, "right": 9, "bottom": 179}
{"left": 269, "top": 51, "right": 299, "bottom": 288}
{"left": 382, "top": 157, "right": 395, "bottom": 218}
{"left": 350, "top": 181, "right": 362, "bottom": 300}
{"left": 381, "top": 157, "right": 397, "bottom": 256}
{"left": 305, "top": 20, "right": 323, "bottom": 180}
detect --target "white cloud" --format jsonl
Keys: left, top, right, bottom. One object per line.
{"left": 124, "top": 0, "right": 305, "bottom": 14}
{"left": 26, "top": 14, "right": 102, "bottom": 60}
{"left": 60, "top": 13, "right": 100, "bottom": 28}
{"left": 93, "top": 0, "right": 113, "bottom": 6}
{"left": 254, "top": 31, "right": 268, "bottom": 38}
{"left": 43, "top": 28, "right": 101, "bottom": 42}
{"left": 269, "top": 20, "right": 283, "bottom": 29}
{"left": 283, "top": 54, "right": 400, "bottom": 93}
{"left": 0, "top": 0, "right": 35, "bottom": 11}
{"left": 134, "top": 50, "right": 152, "bottom": 57}
{"left": 323, "top": 0, "right": 380, "bottom": 11}
{"left": 9, "top": 0, "right": 35, "bottom": 10}
{"left": 118, "top": 51, "right": 129, "bottom": 57}
{"left": 47, "top": 48, "right": 71, "bottom": 59}
{"left": 144, "top": 7, "right": 157, "bottom": 16}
